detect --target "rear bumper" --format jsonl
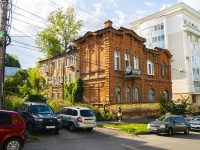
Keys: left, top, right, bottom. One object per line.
{"left": 77, "top": 122, "right": 97, "bottom": 128}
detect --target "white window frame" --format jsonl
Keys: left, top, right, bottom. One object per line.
{"left": 68, "top": 74, "right": 73, "bottom": 83}
{"left": 148, "top": 89, "right": 154, "bottom": 102}
{"left": 114, "top": 51, "right": 120, "bottom": 70}
{"left": 125, "top": 53, "right": 130, "bottom": 68}
{"left": 134, "top": 87, "right": 139, "bottom": 102}
{"left": 134, "top": 55, "right": 139, "bottom": 69}
{"left": 115, "top": 87, "right": 121, "bottom": 103}
{"left": 126, "top": 87, "right": 131, "bottom": 103}
{"left": 147, "top": 60, "right": 154, "bottom": 75}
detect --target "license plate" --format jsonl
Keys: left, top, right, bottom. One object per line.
{"left": 46, "top": 126, "right": 55, "bottom": 129}
{"left": 151, "top": 127, "right": 157, "bottom": 131}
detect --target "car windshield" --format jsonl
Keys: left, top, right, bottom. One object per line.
{"left": 30, "top": 105, "right": 53, "bottom": 114}
{"left": 158, "top": 116, "right": 173, "bottom": 122}
{"left": 193, "top": 117, "right": 200, "bottom": 121}
{"left": 80, "top": 110, "right": 94, "bottom": 117}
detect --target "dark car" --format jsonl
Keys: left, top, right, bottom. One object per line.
{"left": 189, "top": 116, "right": 200, "bottom": 131}
{"left": 18, "top": 101, "right": 61, "bottom": 134}
{"left": 0, "top": 110, "right": 27, "bottom": 150}
{"left": 147, "top": 115, "right": 191, "bottom": 136}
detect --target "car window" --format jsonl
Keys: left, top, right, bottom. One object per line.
{"left": 163, "top": 117, "right": 173, "bottom": 122}
{"left": 194, "top": 117, "right": 200, "bottom": 121}
{"left": 30, "top": 105, "right": 53, "bottom": 114}
{"left": 59, "top": 108, "right": 67, "bottom": 114}
{"left": 80, "top": 110, "right": 94, "bottom": 117}
{"left": 72, "top": 110, "right": 77, "bottom": 116}
{"left": 66, "top": 109, "right": 73, "bottom": 115}
{"left": 0, "top": 113, "right": 12, "bottom": 125}
{"left": 20, "top": 104, "right": 26, "bottom": 111}
{"left": 178, "top": 117, "right": 186, "bottom": 123}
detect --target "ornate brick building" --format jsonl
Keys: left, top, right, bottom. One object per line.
{"left": 75, "top": 20, "right": 172, "bottom": 117}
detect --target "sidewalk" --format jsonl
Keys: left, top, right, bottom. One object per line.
{"left": 97, "top": 118, "right": 155, "bottom": 125}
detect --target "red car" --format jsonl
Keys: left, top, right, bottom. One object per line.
{"left": 0, "top": 110, "right": 27, "bottom": 150}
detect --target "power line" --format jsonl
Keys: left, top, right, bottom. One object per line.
{"left": 9, "top": 44, "right": 40, "bottom": 52}
{"left": 11, "top": 26, "right": 35, "bottom": 40}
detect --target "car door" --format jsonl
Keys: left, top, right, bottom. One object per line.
{"left": 178, "top": 117, "right": 188, "bottom": 132}
{"left": 0, "top": 112, "right": 12, "bottom": 146}
{"left": 57, "top": 108, "right": 67, "bottom": 126}
{"left": 18, "top": 104, "right": 29, "bottom": 125}
{"left": 173, "top": 117, "right": 183, "bottom": 132}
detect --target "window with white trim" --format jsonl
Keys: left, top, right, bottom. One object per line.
{"left": 163, "top": 90, "right": 168, "bottom": 100}
{"left": 134, "top": 87, "right": 139, "bottom": 102}
{"left": 115, "top": 87, "right": 121, "bottom": 103}
{"left": 124, "top": 53, "right": 130, "bottom": 68}
{"left": 57, "top": 76, "right": 61, "bottom": 85}
{"left": 148, "top": 88, "right": 154, "bottom": 102}
{"left": 68, "top": 74, "right": 73, "bottom": 83}
{"left": 114, "top": 51, "right": 120, "bottom": 70}
{"left": 126, "top": 87, "right": 131, "bottom": 102}
{"left": 52, "top": 77, "right": 57, "bottom": 86}
{"left": 134, "top": 55, "right": 139, "bottom": 69}
{"left": 53, "top": 61, "right": 57, "bottom": 70}
{"left": 147, "top": 60, "right": 154, "bottom": 75}
{"left": 162, "top": 62, "right": 167, "bottom": 76}
{"left": 58, "top": 60, "right": 61, "bottom": 68}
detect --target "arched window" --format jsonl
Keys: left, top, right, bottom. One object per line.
{"left": 134, "top": 55, "right": 139, "bottom": 69}
{"left": 126, "top": 87, "right": 131, "bottom": 102}
{"left": 134, "top": 87, "right": 139, "bottom": 102}
{"left": 115, "top": 87, "right": 121, "bottom": 103}
{"left": 162, "top": 63, "right": 167, "bottom": 76}
{"left": 114, "top": 51, "right": 120, "bottom": 70}
{"left": 148, "top": 88, "right": 154, "bottom": 102}
{"left": 163, "top": 90, "right": 168, "bottom": 100}
{"left": 147, "top": 60, "right": 154, "bottom": 75}
{"left": 124, "top": 53, "right": 130, "bottom": 68}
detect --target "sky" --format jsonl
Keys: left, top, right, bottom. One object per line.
{"left": 4, "top": 0, "right": 200, "bottom": 69}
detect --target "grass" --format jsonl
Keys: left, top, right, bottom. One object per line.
{"left": 27, "top": 134, "right": 39, "bottom": 141}
{"left": 98, "top": 123, "right": 148, "bottom": 135}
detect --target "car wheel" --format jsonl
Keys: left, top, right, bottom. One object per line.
{"left": 167, "top": 128, "right": 173, "bottom": 136}
{"left": 68, "top": 122, "right": 76, "bottom": 132}
{"left": 86, "top": 127, "right": 93, "bottom": 131}
{"left": 3, "top": 138, "right": 22, "bottom": 150}
{"left": 184, "top": 127, "right": 189, "bottom": 134}
{"left": 29, "top": 123, "right": 34, "bottom": 135}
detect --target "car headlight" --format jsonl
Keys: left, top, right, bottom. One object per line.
{"left": 35, "top": 118, "right": 43, "bottom": 122}
{"left": 147, "top": 124, "right": 150, "bottom": 129}
{"left": 160, "top": 125, "right": 165, "bottom": 128}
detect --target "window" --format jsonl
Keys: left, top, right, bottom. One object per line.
{"left": 134, "top": 55, "right": 139, "bottom": 69}
{"left": 52, "top": 93, "right": 56, "bottom": 99}
{"left": 68, "top": 74, "right": 73, "bottom": 83}
{"left": 163, "top": 90, "right": 168, "bottom": 100}
{"left": 162, "top": 63, "right": 167, "bottom": 76}
{"left": 57, "top": 76, "right": 60, "bottom": 85}
{"left": 192, "top": 95, "right": 196, "bottom": 103}
{"left": 193, "top": 68, "right": 200, "bottom": 75}
{"left": 147, "top": 60, "right": 154, "bottom": 75}
{"left": 114, "top": 51, "right": 120, "bottom": 70}
{"left": 58, "top": 60, "right": 61, "bottom": 68}
{"left": 115, "top": 87, "right": 121, "bottom": 103}
{"left": 134, "top": 88, "right": 139, "bottom": 102}
{"left": 65, "top": 58, "right": 68, "bottom": 67}
{"left": 66, "top": 109, "right": 73, "bottom": 115}
{"left": 53, "top": 61, "right": 57, "bottom": 70}
{"left": 64, "top": 74, "right": 67, "bottom": 83}
{"left": 52, "top": 77, "right": 56, "bottom": 86}
{"left": 57, "top": 93, "right": 60, "bottom": 99}
{"left": 69, "top": 56, "right": 73, "bottom": 66}
{"left": 124, "top": 53, "right": 130, "bottom": 68}
{"left": 148, "top": 89, "right": 154, "bottom": 102}
{"left": 126, "top": 87, "right": 131, "bottom": 102}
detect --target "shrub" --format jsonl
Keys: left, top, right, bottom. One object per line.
{"left": 47, "top": 99, "right": 71, "bottom": 112}
{"left": 4, "top": 96, "right": 25, "bottom": 111}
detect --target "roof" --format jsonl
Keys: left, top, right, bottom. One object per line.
{"left": 5, "top": 67, "right": 22, "bottom": 77}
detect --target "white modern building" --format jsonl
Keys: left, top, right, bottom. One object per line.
{"left": 130, "top": 2, "right": 200, "bottom": 114}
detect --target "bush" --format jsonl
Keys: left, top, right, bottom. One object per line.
{"left": 4, "top": 96, "right": 25, "bottom": 111}
{"left": 25, "top": 93, "right": 46, "bottom": 103}
{"left": 47, "top": 99, "right": 71, "bottom": 112}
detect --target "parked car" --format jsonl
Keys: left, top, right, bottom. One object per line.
{"left": 189, "top": 116, "right": 200, "bottom": 131}
{"left": 0, "top": 110, "right": 27, "bottom": 150}
{"left": 18, "top": 101, "right": 61, "bottom": 134}
{"left": 56, "top": 106, "right": 97, "bottom": 132}
{"left": 147, "top": 115, "right": 191, "bottom": 136}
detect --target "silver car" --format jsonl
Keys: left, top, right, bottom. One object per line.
{"left": 56, "top": 106, "right": 96, "bottom": 132}
{"left": 189, "top": 116, "right": 200, "bottom": 131}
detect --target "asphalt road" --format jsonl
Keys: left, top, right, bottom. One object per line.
{"left": 23, "top": 127, "right": 200, "bottom": 150}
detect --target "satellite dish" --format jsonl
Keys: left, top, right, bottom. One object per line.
{"left": 126, "top": 66, "right": 132, "bottom": 73}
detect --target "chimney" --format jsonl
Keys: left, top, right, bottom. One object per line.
{"left": 104, "top": 20, "right": 113, "bottom": 28}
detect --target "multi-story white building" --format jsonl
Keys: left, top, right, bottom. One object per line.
{"left": 130, "top": 2, "right": 200, "bottom": 114}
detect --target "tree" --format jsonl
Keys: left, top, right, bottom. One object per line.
{"left": 35, "top": 7, "right": 83, "bottom": 58}
{"left": 155, "top": 95, "right": 192, "bottom": 116}
{"left": 5, "top": 54, "right": 21, "bottom": 67}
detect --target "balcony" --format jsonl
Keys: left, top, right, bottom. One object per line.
{"left": 194, "top": 87, "right": 200, "bottom": 93}
{"left": 124, "top": 69, "right": 142, "bottom": 78}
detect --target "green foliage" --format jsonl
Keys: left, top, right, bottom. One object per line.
{"left": 155, "top": 95, "right": 192, "bottom": 116}
{"left": 64, "top": 78, "right": 83, "bottom": 104}
{"left": 47, "top": 99, "right": 72, "bottom": 112}
{"left": 5, "top": 54, "right": 21, "bottom": 67}
{"left": 24, "top": 93, "right": 46, "bottom": 103}
{"left": 4, "top": 96, "right": 25, "bottom": 111}
{"left": 35, "top": 7, "right": 83, "bottom": 58}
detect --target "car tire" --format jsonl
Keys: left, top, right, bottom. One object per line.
{"left": 86, "top": 127, "right": 93, "bottom": 131}
{"left": 184, "top": 127, "right": 189, "bottom": 134}
{"left": 3, "top": 138, "right": 22, "bottom": 150}
{"left": 167, "top": 128, "right": 173, "bottom": 136}
{"left": 68, "top": 122, "right": 76, "bottom": 132}
{"left": 29, "top": 123, "right": 34, "bottom": 135}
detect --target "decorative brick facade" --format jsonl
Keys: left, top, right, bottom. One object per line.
{"left": 75, "top": 21, "right": 172, "bottom": 109}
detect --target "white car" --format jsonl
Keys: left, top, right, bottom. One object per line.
{"left": 189, "top": 116, "right": 200, "bottom": 131}
{"left": 56, "top": 106, "right": 97, "bottom": 132}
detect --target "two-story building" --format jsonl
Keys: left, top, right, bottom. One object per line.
{"left": 40, "top": 21, "right": 173, "bottom": 117}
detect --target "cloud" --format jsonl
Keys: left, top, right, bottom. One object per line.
{"left": 160, "top": 4, "right": 172, "bottom": 10}
{"left": 145, "top": 2, "right": 156, "bottom": 7}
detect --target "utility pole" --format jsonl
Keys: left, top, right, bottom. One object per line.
{"left": 0, "top": 0, "right": 7, "bottom": 109}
